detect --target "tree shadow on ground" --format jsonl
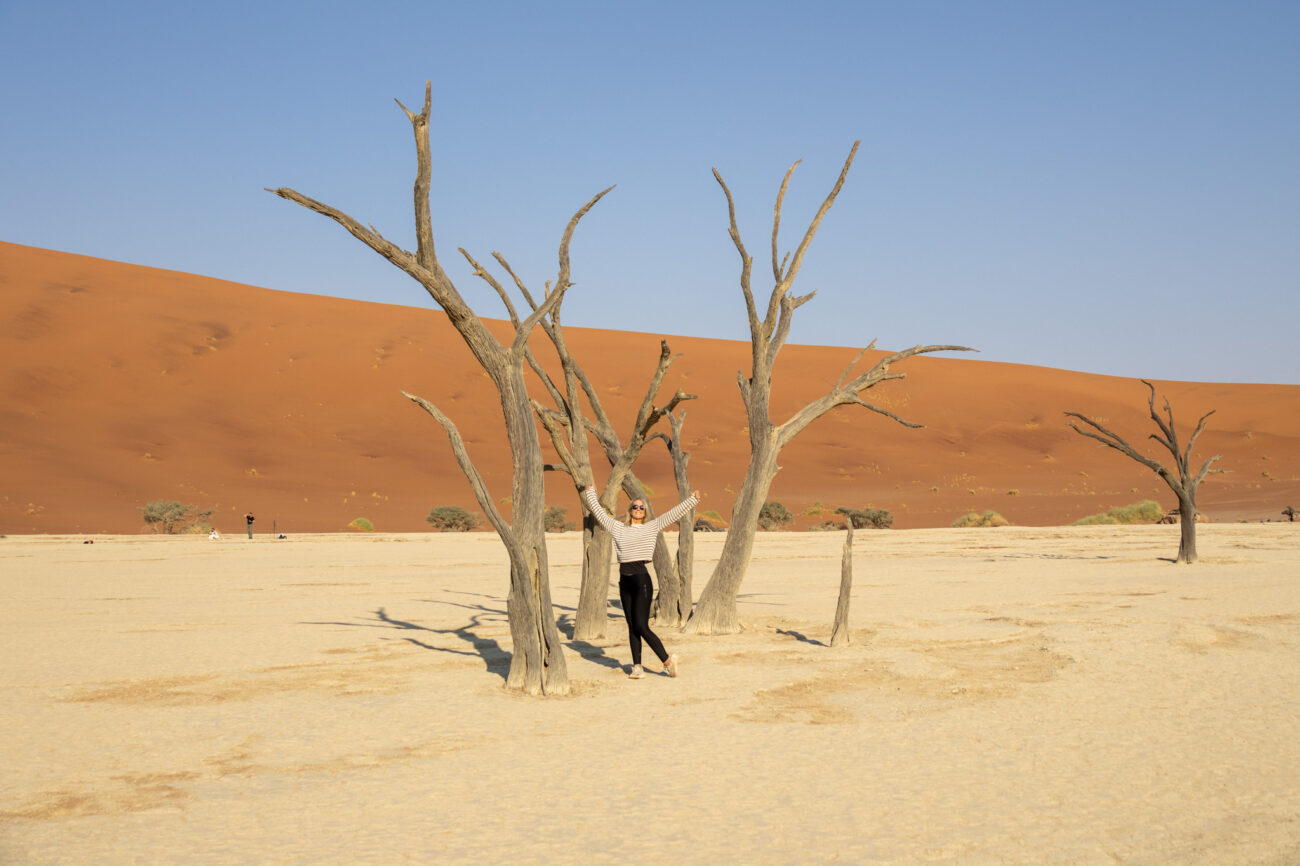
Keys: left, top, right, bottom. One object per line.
{"left": 302, "top": 604, "right": 510, "bottom": 681}
{"left": 305, "top": 596, "right": 623, "bottom": 680}
{"left": 737, "top": 592, "right": 783, "bottom": 607}
{"left": 775, "top": 628, "right": 828, "bottom": 647}
{"left": 556, "top": 613, "right": 626, "bottom": 671}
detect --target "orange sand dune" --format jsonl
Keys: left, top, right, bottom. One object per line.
{"left": 2, "top": 241, "right": 1297, "bottom": 535}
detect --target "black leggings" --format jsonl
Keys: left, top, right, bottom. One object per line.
{"left": 618, "top": 563, "right": 667, "bottom": 666}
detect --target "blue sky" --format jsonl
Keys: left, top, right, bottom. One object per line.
{"left": 2, "top": 1, "right": 1297, "bottom": 384}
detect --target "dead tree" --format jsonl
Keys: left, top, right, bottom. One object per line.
{"left": 684, "top": 141, "right": 971, "bottom": 635}
{"left": 649, "top": 407, "right": 696, "bottom": 627}
{"left": 481, "top": 253, "right": 698, "bottom": 641}
{"left": 1065, "top": 380, "right": 1222, "bottom": 564}
{"left": 830, "top": 522, "right": 855, "bottom": 647}
{"left": 582, "top": 372, "right": 696, "bottom": 631}
{"left": 269, "top": 82, "right": 608, "bottom": 695}
{"left": 527, "top": 328, "right": 694, "bottom": 640}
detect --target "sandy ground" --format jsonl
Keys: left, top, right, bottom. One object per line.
{"left": 2, "top": 525, "right": 1298, "bottom": 865}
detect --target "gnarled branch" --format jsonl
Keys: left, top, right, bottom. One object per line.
{"left": 402, "top": 390, "right": 511, "bottom": 542}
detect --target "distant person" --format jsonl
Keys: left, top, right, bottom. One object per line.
{"left": 582, "top": 484, "right": 699, "bottom": 680}
{"left": 245, "top": 512, "right": 255, "bottom": 539}
{"left": 209, "top": 528, "right": 221, "bottom": 540}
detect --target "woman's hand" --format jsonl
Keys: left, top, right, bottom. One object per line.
{"left": 691, "top": 489, "right": 701, "bottom": 500}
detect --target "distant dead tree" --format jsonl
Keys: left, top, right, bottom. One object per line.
{"left": 684, "top": 141, "right": 971, "bottom": 635}
{"left": 269, "top": 82, "right": 609, "bottom": 695}
{"left": 1065, "top": 380, "right": 1223, "bottom": 564}
{"left": 829, "top": 522, "right": 855, "bottom": 647}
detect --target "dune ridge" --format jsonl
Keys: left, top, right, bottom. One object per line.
{"left": 2, "top": 241, "right": 1297, "bottom": 535}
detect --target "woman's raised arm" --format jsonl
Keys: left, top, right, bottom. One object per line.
{"left": 583, "top": 486, "right": 621, "bottom": 533}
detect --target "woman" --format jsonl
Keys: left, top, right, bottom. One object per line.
{"left": 583, "top": 484, "right": 700, "bottom": 679}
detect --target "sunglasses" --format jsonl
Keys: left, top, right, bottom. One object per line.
{"left": 629, "top": 504, "right": 646, "bottom": 511}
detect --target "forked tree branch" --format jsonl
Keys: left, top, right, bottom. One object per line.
{"left": 772, "top": 160, "right": 801, "bottom": 285}
{"left": 777, "top": 342, "right": 974, "bottom": 447}
{"left": 769, "top": 141, "right": 859, "bottom": 328}
{"left": 712, "top": 169, "right": 760, "bottom": 345}
{"left": 462, "top": 248, "right": 567, "bottom": 410}
{"left": 1064, "top": 412, "right": 1170, "bottom": 480}
{"left": 460, "top": 248, "right": 522, "bottom": 326}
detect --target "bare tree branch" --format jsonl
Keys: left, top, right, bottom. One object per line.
{"left": 777, "top": 141, "right": 859, "bottom": 304}
{"left": 402, "top": 390, "right": 510, "bottom": 540}
{"left": 1064, "top": 412, "right": 1169, "bottom": 479}
{"left": 777, "top": 343, "right": 973, "bottom": 447}
{"left": 771, "top": 160, "right": 801, "bottom": 285}
{"left": 712, "top": 169, "right": 760, "bottom": 345}
{"left": 394, "top": 81, "right": 436, "bottom": 273}
{"left": 459, "top": 248, "right": 521, "bottom": 327}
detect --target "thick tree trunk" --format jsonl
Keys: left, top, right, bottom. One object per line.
{"left": 650, "top": 534, "right": 680, "bottom": 625}
{"left": 655, "top": 411, "right": 696, "bottom": 628}
{"left": 685, "top": 443, "right": 778, "bottom": 634}
{"left": 1176, "top": 493, "right": 1198, "bottom": 564}
{"left": 830, "top": 523, "right": 855, "bottom": 647}
{"left": 572, "top": 514, "right": 613, "bottom": 640}
{"left": 499, "top": 371, "right": 569, "bottom": 694}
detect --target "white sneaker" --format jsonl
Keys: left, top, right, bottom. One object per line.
{"left": 664, "top": 655, "right": 679, "bottom": 678}
{"left": 628, "top": 664, "right": 645, "bottom": 679}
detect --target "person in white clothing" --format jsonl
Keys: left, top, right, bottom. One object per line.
{"left": 583, "top": 484, "right": 699, "bottom": 679}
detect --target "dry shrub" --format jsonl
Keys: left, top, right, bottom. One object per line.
{"left": 1072, "top": 500, "right": 1163, "bottom": 526}
{"left": 952, "top": 510, "right": 1009, "bottom": 528}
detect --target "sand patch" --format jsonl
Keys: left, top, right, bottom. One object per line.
{"left": 64, "top": 651, "right": 421, "bottom": 706}
{"left": 1, "top": 772, "right": 198, "bottom": 820}
{"left": 733, "top": 628, "right": 1072, "bottom": 724}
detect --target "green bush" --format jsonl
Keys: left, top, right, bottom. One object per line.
{"left": 1072, "top": 500, "right": 1163, "bottom": 526}
{"left": 952, "top": 510, "right": 1010, "bottom": 528}
{"left": 835, "top": 506, "right": 894, "bottom": 529}
{"left": 349, "top": 517, "right": 375, "bottom": 532}
{"left": 544, "top": 505, "right": 572, "bottom": 533}
{"left": 757, "top": 501, "right": 794, "bottom": 531}
{"left": 139, "top": 500, "right": 214, "bottom": 535}
{"left": 426, "top": 506, "right": 480, "bottom": 532}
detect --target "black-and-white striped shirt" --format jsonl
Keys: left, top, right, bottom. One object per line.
{"left": 583, "top": 488, "right": 699, "bottom": 563}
